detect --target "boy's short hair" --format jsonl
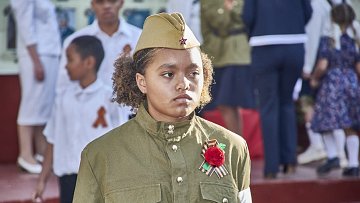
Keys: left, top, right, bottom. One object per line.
{"left": 70, "top": 35, "right": 104, "bottom": 72}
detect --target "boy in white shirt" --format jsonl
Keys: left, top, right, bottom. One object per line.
{"left": 33, "top": 36, "right": 123, "bottom": 203}
{"left": 56, "top": 0, "right": 141, "bottom": 126}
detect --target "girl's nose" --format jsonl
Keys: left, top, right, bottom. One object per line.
{"left": 176, "top": 76, "right": 190, "bottom": 91}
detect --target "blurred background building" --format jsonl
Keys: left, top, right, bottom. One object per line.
{"left": 0, "top": 0, "right": 167, "bottom": 74}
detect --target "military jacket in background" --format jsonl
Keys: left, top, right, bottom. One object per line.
{"left": 73, "top": 104, "right": 251, "bottom": 202}
{"left": 200, "top": 0, "right": 251, "bottom": 67}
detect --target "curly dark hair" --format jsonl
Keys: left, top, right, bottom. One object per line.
{"left": 112, "top": 48, "right": 213, "bottom": 110}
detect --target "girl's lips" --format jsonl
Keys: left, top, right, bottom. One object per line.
{"left": 174, "top": 94, "right": 192, "bottom": 100}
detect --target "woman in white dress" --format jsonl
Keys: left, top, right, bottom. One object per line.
{"left": 11, "top": 0, "right": 61, "bottom": 173}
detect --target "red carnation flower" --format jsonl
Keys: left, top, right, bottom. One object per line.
{"left": 204, "top": 146, "right": 225, "bottom": 167}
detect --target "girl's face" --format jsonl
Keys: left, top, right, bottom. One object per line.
{"left": 136, "top": 47, "right": 204, "bottom": 122}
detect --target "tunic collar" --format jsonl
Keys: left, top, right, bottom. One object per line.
{"left": 135, "top": 103, "right": 196, "bottom": 143}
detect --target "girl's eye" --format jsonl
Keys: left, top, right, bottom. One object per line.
{"left": 162, "top": 72, "right": 173, "bottom": 78}
{"left": 191, "top": 71, "right": 200, "bottom": 77}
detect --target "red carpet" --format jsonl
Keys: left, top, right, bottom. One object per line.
{"left": 1, "top": 160, "right": 360, "bottom": 203}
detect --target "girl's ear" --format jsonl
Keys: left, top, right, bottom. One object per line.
{"left": 136, "top": 73, "right": 147, "bottom": 94}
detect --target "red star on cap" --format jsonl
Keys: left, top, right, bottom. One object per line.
{"left": 179, "top": 37, "right": 187, "bottom": 45}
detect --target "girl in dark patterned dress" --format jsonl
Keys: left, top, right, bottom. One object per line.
{"left": 311, "top": 3, "right": 360, "bottom": 177}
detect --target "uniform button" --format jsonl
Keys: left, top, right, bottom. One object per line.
{"left": 222, "top": 197, "right": 228, "bottom": 203}
{"left": 176, "top": 177, "right": 183, "bottom": 183}
{"left": 217, "top": 8, "right": 224, "bottom": 14}
{"left": 168, "top": 125, "right": 174, "bottom": 134}
{"left": 172, "top": 145, "right": 178, "bottom": 152}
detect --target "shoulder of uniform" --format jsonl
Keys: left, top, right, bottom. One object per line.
{"left": 195, "top": 116, "right": 248, "bottom": 149}
{"left": 83, "top": 119, "right": 137, "bottom": 155}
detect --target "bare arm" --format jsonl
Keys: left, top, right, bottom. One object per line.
{"left": 310, "top": 58, "right": 328, "bottom": 88}
{"left": 356, "top": 62, "right": 360, "bottom": 78}
{"left": 33, "top": 143, "right": 53, "bottom": 202}
{"left": 27, "top": 44, "right": 44, "bottom": 81}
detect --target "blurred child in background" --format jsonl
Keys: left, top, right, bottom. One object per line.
{"left": 33, "top": 36, "right": 123, "bottom": 203}
{"left": 311, "top": 3, "right": 360, "bottom": 177}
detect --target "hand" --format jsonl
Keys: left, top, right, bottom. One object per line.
{"left": 224, "top": 0, "right": 234, "bottom": 10}
{"left": 309, "top": 77, "right": 320, "bottom": 89}
{"left": 26, "top": 44, "right": 44, "bottom": 81}
{"left": 33, "top": 60, "right": 45, "bottom": 81}
{"left": 32, "top": 181, "right": 45, "bottom": 203}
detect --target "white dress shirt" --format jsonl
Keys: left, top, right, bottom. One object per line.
{"left": 57, "top": 18, "right": 142, "bottom": 90}
{"left": 44, "top": 80, "right": 123, "bottom": 176}
{"left": 56, "top": 18, "right": 141, "bottom": 122}
{"left": 10, "top": 0, "right": 61, "bottom": 125}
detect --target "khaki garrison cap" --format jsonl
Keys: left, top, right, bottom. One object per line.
{"left": 133, "top": 12, "right": 200, "bottom": 55}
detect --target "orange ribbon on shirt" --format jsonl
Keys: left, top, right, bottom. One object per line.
{"left": 122, "top": 44, "right": 132, "bottom": 56}
{"left": 93, "top": 106, "right": 108, "bottom": 128}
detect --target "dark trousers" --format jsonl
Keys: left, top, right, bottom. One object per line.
{"left": 251, "top": 44, "right": 304, "bottom": 174}
{"left": 58, "top": 174, "right": 77, "bottom": 203}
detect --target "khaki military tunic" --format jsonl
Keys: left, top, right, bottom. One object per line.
{"left": 73, "top": 104, "right": 251, "bottom": 202}
{"left": 200, "top": 0, "right": 251, "bottom": 67}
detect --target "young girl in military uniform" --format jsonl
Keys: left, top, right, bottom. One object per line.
{"left": 73, "top": 12, "right": 252, "bottom": 203}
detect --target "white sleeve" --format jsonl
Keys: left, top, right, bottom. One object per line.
{"left": 292, "top": 78, "right": 302, "bottom": 101}
{"left": 10, "top": 0, "right": 37, "bottom": 46}
{"left": 303, "top": 1, "right": 325, "bottom": 74}
{"left": 352, "top": 20, "right": 360, "bottom": 41}
{"left": 238, "top": 187, "right": 252, "bottom": 203}
{"left": 43, "top": 97, "right": 60, "bottom": 144}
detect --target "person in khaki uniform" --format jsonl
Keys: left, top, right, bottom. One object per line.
{"left": 200, "top": 0, "right": 255, "bottom": 136}
{"left": 73, "top": 12, "right": 252, "bottom": 203}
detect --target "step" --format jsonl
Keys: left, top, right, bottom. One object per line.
{"left": 1, "top": 160, "right": 360, "bottom": 203}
